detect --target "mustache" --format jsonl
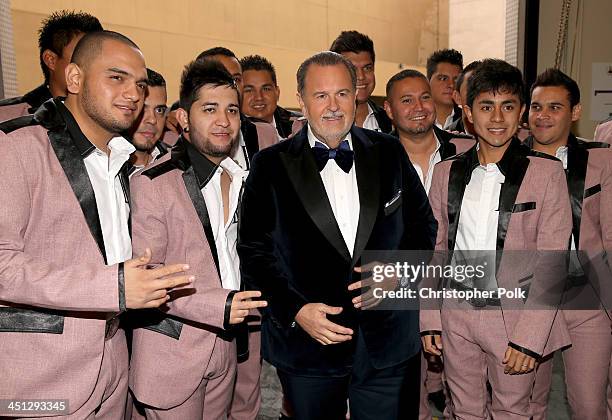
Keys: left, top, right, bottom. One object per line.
{"left": 322, "top": 112, "right": 344, "bottom": 119}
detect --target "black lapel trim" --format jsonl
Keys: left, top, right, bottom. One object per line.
{"left": 274, "top": 106, "right": 296, "bottom": 138}
{"left": 351, "top": 128, "right": 381, "bottom": 265}
{"left": 368, "top": 100, "right": 393, "bottom": 134}
{"left": 241, "top": 114, "right": 259, "bottom": 165}
{"left": 182, "top": 166, "right": 221, "bottom": 278}
{"left": 566, "top": 134, "right": 589, "bottom": 248}
{"left": 496, "top": 140, "right": 530, "bottom": 267}
{"left": 22, "top": 85, "right": 53, "bottom": 113}
{"left": 119, "top": 163, "right": 131, "bottom": 236}
{"left": 280, "top": 126, "right": 351, "bottom": 261}
{"left": 434, "top": 125, "right": 457, "bottom": 159}
{"left": 48, "top": 130, "right": 107, "bottom": 264}
{"left": 447, "top": 145, "right": 479, "bottom": 251}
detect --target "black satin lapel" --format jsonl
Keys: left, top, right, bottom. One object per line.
{"left": 496, "top": 154, "right": 530, "bottom": 268}
{"left": 48, "top": 130, "right": 107, "bottom": 264}
{"left": 447, "top": 159, "right": 468, "bottom": 251}
{"left": 182, "top": 167, "right": 221, "bottom": 278}
{"left": 566, "top": 145, "right": 588, "bottom": 248}
{"left": 280, "top": 140, "right": 351, "bottom": 261}
{"left": 241, "top": 117, "right": 259, "bottom": 163}
{"left": 441, "top": 141, "right": 457, "bottom": 160}
{"left": 352, "top": 131, "right": 380, "bottom": 264}
{"left": 119, "top": 163, "right": 131, "bottom": 237}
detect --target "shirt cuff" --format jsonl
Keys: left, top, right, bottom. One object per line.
{"left": 223, "top": 290, "right": 238, "bottom": 330}
{"left": 118, "top": 262, "right": 126, "bottom": 312}
{"left": 508, "top": 341, "right": 541, "bottom": 360}
{"left": 419, "top": 330, "right": 442, "bottom": 337}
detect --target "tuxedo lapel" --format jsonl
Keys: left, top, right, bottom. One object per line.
{"left": 566, "top": 137, "right": 588, "bottom": 248}
{"left": 351, "top": 128, "right": 380, "bottom": 265}
{"left": 446, "top": 146, "right": 477, "bottom": 251}
{"left": 280, "top": 128, "right": 351, "bottom": 261}
{"left": 182, "top": 165, "right": 221, "bottom": 279}
{"left": 496, "top": 141, "right": 530, "bottom": 268}
{"left": 48, "top": 129, "right": 107, "bottom": 264}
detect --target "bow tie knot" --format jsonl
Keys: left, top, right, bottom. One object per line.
{"left": 311, "top": 140, "right": 354, "bottom": 173}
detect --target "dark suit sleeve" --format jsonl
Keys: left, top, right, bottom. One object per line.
{"left": 397, "top": 142, "right": 438, "bottom": 251}
{"left": 238, "top": 152, "right": 308, "bottom": 329}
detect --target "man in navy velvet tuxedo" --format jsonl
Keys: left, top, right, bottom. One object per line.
{"left": 238, "top": 51, "right": 437, "bottom": 420}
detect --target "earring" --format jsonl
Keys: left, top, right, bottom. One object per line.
{"left": 183, "top": 127, "right": 189, "bottom": 133}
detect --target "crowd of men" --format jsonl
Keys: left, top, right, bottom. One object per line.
{"left": 0, "top": 9, "right": 610, "bottom": 420}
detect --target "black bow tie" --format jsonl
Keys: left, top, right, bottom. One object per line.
{"left": 311, "top": 140, "right": 354, "bottom": 173}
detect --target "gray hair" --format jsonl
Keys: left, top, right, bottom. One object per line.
{"left": 296, "top": 51, "right": 357, "bottom": 95}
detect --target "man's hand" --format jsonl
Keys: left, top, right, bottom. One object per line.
{"left": 348, "top": 263, "right": 398, "bottom": 309}
{"left": 124, "top": 248, "right": 194, "bottom": 309}
{"left": 502, "top": 346, "right": 537, "bottom": 375}
{"left": 421, "top": 334, "right": 443, "bottom": 356}
{"left": 229, "top": 290, "right": 268, "bottom": 324}
{"left": 295, "top": 303, "right": 353, "bottom": 346}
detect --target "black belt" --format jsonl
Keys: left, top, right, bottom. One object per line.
{"left": 105, "top": 316, "right": 120, "bottom": 340}
{"left": 567, "top": 274, "right": 588, "bottom": 289}
{"left": 452, "top": 281, "right": 502, "bottom": 308}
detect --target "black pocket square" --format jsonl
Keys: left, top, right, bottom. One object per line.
{"left": 512, "top": 202, "right": 536, "bottom": 213}
{"left": 584, "top": 184, "right": 601, "bottom": 199}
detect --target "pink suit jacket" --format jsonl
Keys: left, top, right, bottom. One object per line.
{"left": 594, "top": 119, "right": 612, "bottom": 144}
{"left": 129, "top": 138, "right": 234, "bottom": 409}
{"left": 0, "top": 84, "right": 52, "bottom": 123}
{"left": 421, "top": 139, "right": 573, "bottom": 357}
{"left": 0, "top": 100, "right": 124, "bottom": 414}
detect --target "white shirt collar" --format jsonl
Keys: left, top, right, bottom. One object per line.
{"left": 306, "top": 124, "right": 353, "bottom": 150}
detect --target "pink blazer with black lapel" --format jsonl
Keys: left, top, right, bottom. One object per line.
{"left": 0, "top": 99, "right": 127, "bottom": 415}
{"left": 421, "top": 138, "right": 573, "bottom": 358}
{"left": 129, "top": 136, "right": 235, "bottom": 409}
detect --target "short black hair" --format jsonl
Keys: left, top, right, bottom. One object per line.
{"left": 147, "top": 68, "right": 166, "bottom": 88}
{"left": 386, "top": 69, "right": 428, "bottom": 97}
{"left": 296, "top": 51, "right": 356, "bottom": 96}
{"left": 466, "top": 59, "right": 525, "bottom": 108}
{"left": 240, "top": 55, "right": 277, "bottom": 85}
{"left": 71, "top": 30, "right": 140, "bottom": 69}
{"left": 426, "top": 48, "right": 463, "bottom": 79}
{"left": 530, "top": 68, "right": 580, "bottom": 108}
{"left": 330, "top": 30, "right": 375, "bottom": 63}
{"left": 455, "top": 60, "right": 482, "bottom": 91}
{"left": 38, "top": 10, "right": 103, "bottom": 82}
{"left": 179, "top": 59, "right": 239, "bottom": 112}
{"left": 196, "top": 47, "right": 238, "bottom": 62}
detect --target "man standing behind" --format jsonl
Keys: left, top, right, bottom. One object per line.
{"left": 421, "top": 59, "right": 572, "bottom": 419}
{"left": 240, "top": 54, "right": 300, "bottom": 139}
{"left": 0, "top": 30, "right": 191, "bottom": 419}
{"left": 448, "top": 60, "right": 482, "bottom": 136}
{"left": 0, "top": 10, "right": 102, "bottom": 122}
{"left": 426, "top": 48, "right": 463, "bottom": 130}
{"left": 128, "top": 68, "right": 169, "bottom": 175}
{"left": 238, "top": 51, "right": 437, "bottom": 419}
{"left": 129, "top": 60, "right": 267, "bottom": 419}
{"left": 330, "top": 30, "right": 393, "bottom": 133}
{"left": 526, "top": 68, "right": 612, "bottom": 420}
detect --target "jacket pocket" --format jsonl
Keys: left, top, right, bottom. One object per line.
{"left": 584, "top": 184, "right": 601, "bottom": 199}
{"left": 384, "top": 189, "right": 402, "bottom": 216}
{"left": 512, "top": 202, "right": 536, "bottom": 213}
{"left": 0, "top": 307, "right": 64, "bottom": 333}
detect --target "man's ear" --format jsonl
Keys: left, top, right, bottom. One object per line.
{"left": 383, "top": 100, "right": 394, "bottom": 122}
{"left": 452, "top": 90, "right": 462, "bottom": 108}
{"left": 42, "top": 49, "right": 59, "bottom": 73}
{"left": 464, "top": 104, "right": 474, "bottom": 124}
{"left": 571, "top": 104, "right": 582, "bottom": 122}
{"left": 65, "top": 63, "right": 83, "bottom": 95}
{"left": 296, "top": 92, "right": 307, "bottom": 117}
{"left": 176, "top": 108, "right": 190, "bottom": 138}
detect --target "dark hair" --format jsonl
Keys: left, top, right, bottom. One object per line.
{"left": 71, "top": 30, "right": 140, "bottom": 70}
{"left": 466, "top": 59, "right": 525, "bottom": 107}
{"left": 426, "top": 48, "right": 463, "bottom": 79}
{"left": 240, "top": 55, "right": 277, "bottom": 85}
{"left": 179, "top": 60, "right": 239, "bottom": 112}
{"left": 38, "top": 10, "right": 103, "bottom": 82}
{"left": 530, "top": 68, "right": 580, "bottom": 107}
{"left": 146, "top": 68, "right": 166, "bottom": 88}
{"left": 330, "top": 30, "right": 375, "bottom": 63}
{"left": 196, "top": 47, "right": 238, "bottom": 62}
{"left": 455, "top": 60, "right": 482, "bottom": 91}
{"left": 296, "top": 51, "right": 356, "bottom": 96}
{"left": 385, "top": 69, "right": 428, "bottom": 97}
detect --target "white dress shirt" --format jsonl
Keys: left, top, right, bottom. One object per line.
{"left": 129, "top": 146, "right": 162, "bottom": 178}
{"left": 555, "top": 145, "right": 581, "bottom": 273}
{"left": 201, "top": 157, "right": 247, "bottom": 290}
{"left": 232, "top": 130, "right": 249, "bottom": 171}
{"left": 362, "top": 103, "right": 381, "bottom": 132}
{"left": 307, "top": 125, "right": 360, "bottom": 254}
{"left": 454, "top": 161, "right": 505, "bottom": 289}
{"left": 410, "top": 134, "right": 442, "bottom": 195}
{"left": 83, "top": 137, "right": 135, "bottom": 265}
{"left": 435, "top": 108, "right": 457, "bottom": 130}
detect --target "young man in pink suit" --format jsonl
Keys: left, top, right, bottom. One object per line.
{"left": 0, "top": 31, "right": 191, "bottom": 419}
{"left": 420, "top": 59, "right": 572, "bottom": 419}
{"left": 525, "top": 68, "right": 612, "bottom": 420}
{"left": 129, "top": 60, "right": 267, "bottom": 419}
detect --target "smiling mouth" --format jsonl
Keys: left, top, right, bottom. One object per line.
{"left": 410, "top": 115, "right": 428, "bottom": 121}
{"left": 488, "top": 127, "right": 507, "bottom": 134}
{"left": 251, "top": 104, "right": 266, "bottom": 110}
{"left": 116, "top": 105, "right": 136, "bottom": 114}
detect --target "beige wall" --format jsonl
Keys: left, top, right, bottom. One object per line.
{"left": 538, "top": 0, "right": 612, "bottom": 138}
{"left": 10, "top": 0, "right": 449, "bottom": 107}
{"left": 449, "top": 0, "right": 506, "bottom": 64}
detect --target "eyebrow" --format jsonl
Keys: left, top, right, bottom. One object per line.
{"left": 107, "top": 67, "right": 148, "bottom": 84}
